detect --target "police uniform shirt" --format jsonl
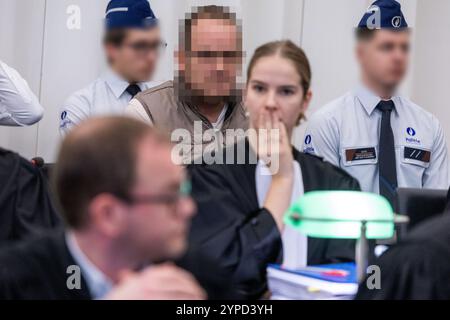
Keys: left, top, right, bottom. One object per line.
{"left": 303, "top": 84, "right": 449, "bottom": 193}
{"left": 0, "top": 61, "right": 44, "bottom": 126}
{"left": 59, "top": 70, "right": 157, "bottom": 135}
{"left": 187, "top": 139, "right": 359, "bottom": 299}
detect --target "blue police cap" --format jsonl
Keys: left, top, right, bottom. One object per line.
{"left": 358, "top": 0, "right": 408, "bottom": 29}
{"left": 105, "top": 0, "right": 158, "bottom": 30}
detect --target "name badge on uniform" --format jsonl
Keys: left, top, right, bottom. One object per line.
{"left": 345, "top": 147, "right": 377, "bottom": 162}
{"left": 404, "top": 147, "right": 431, "bottom": 163}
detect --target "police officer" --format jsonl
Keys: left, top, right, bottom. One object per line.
{"left": 59, "top": 0, "right": 166, "bottom": 135}
{"left": 0, "top": 60, "right": 43, "bottom": 126}
{"left": 303, "top": 0, "right": 449, "bottom": 206}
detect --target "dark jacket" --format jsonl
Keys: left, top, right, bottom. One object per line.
{"left": 0, "top": 148, "right": 61, "bottom": 245}
{"left": 188, "top": 141, "right": 361, "bottom": 299}
{"left": 0, "top": 232, "right": 90, "bottom": 300}
{"left": 356, "top": 212, "right": 450, "bottom": 300}
{"left": 0, "top": 231, "right": 241, "bottom": 300}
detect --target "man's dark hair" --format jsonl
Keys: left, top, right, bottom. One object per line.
{"left": 180, "top": 5, "right": 242, "bottom": 51}
{"left": 355, "top": 27, "right": 410, "bottom": 41}
{"left": 103, "top": 28, "right": 128, "bottom": 46}
{"left": 53, "top": 117, "right": 167, "bottom": 230}
{"left": 355, "top": 28, "right": 378, "bottom": 41}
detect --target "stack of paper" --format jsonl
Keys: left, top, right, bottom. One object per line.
{"left": 267, "top": 263, "right": 358, "bottom": 300}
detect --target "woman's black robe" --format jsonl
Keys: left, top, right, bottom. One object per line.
{"left": 188, "top": 141, "right": 361, "bottom": 298}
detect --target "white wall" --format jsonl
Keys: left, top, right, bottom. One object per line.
{"left": 411, "top": 0, "right": 450, "bottom": 155}
{"left": 1, "top": 0, "right": 449, "bottom": 163}
{"left": 36, "top": 0, "right": 107, "bottom": 160}
{"left": 293, "top": 0, "right": 369, "bottom": 147}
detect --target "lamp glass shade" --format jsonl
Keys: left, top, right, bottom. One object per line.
{"left": 284, "top": 191, "right": 394, "bottom": 239}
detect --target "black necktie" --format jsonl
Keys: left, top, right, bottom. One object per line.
{"left": 126, "top": 84, "right": 141, "bottom": 99}
{"left": 377, "top": 100, "right": 397, "bottom": 206}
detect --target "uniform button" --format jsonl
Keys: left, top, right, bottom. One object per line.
{"left": 251, "top": 218, "right": 259, "bottom": 226}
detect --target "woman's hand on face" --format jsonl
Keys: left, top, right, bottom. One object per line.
{"left": 257, "top": 110, "right": 294, "bottom": 232}
{"left": 257, "top": 110, "right": 294, "bottom": 180}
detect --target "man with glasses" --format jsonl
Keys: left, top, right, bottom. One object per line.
{"left": 0, "top": 117, "right": 210, "bottom": 300}
{"left": 59, "top": 0, "right": 166, "bottom": 135}
{"left": 126, "top": 5, "right": 247, "bottom": 162}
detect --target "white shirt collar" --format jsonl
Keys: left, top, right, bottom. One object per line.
{"left": 103, "top": 70, "right": 148, "bottom": 99}
{"left": 211, "top": 104, "right": 229, "bottom": 131}
{"left": 65, "top": 232, "right": 113, "bottom": 300}
{"left": 354, "top": 84, "right": 401, "bottom": 116}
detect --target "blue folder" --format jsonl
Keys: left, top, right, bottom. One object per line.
{"left": 268, "top": 263, "right": 357, "bottom": 284}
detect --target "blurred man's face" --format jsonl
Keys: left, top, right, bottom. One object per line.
{"left": 124, "top": 137, "right": 196, "bottom": 262}
{"left": 357, "top": 30, "right": 410, "bottom": 91}
{"left": 106, "top": 27, "right": 164, "bottom": 83}
{"left": 179, "top": 18, "right": 242, "bottom": 99}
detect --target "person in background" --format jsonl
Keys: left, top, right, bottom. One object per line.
{"left": 0, "top": 147, "right": 60, "bottom": 244}
{"left": 0, "top": 60, "right": 43, "bottom": 126}
{"left": 59, "top": 0, "right": 166, "bottom": 135}
{"left": 0, "top": 59, "right": 58, "bottom": 243}
{"left": 0, "top": 117, "right": 207, "bottom": 300}
{"left": 357, "top": 185, "right": 450, "bottom": 300}
{"left": 303, "top": 0, "right": 449, "bottom": 208}
{"left": 188, "top": 41, "right": 360, "bottom": 299}
{"left": 126, "top": 5, "right": 247, "bottom": 162}
{"left": 356, "top": 210, "right": 450, "bottom": 300}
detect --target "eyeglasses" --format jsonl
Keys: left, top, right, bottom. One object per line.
{"left": 125, "top": 40, "right": 168, "bottom": 55}
{"left": 124, "top": 180, "right": 192, "bottom": 206}
{"left": 187, "top": 50, "right": 243, "bottom": 60}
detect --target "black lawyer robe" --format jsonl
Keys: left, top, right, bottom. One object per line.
{"left": 0, "top": 231, "right": 242, "bottom": 300}
{"left": 0, "top": 231, "right": 91, "bottom": 300}
{"left": 187, "top": 141, "right": 361, "bottom": 299}
{"left": 356, "top": 212, "right": 450, "bottom": 300}
{"left": 0, "top": 148, "right": 61, "bottom": 244}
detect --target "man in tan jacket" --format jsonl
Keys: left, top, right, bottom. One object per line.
{"left": 126, "top": 6, "right": 248, "bottom": 163}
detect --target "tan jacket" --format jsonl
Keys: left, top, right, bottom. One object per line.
{"left": 125, "top": 81, "right": 249, "bottom": 162}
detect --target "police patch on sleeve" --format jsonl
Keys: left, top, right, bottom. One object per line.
{"left": 59, "top": 111, "right": 73, "bottom": 130}
{"left": 404, "top": 147, "right": 431, "bottom": 163}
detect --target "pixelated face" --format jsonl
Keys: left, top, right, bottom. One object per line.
{"left": 357, "top": 29, "right": 410, "bottom": 90}
{"left": 123, "top": 137, "right": 196, "bottom": 261}
{"left": 106, "top": 27, "right": 164, "bottom": 82}
{"left": 180, "top": 18, "right": 242, "bottom": 98}
{"left": 245, "top": 55, "right": 311, "bottom": 134}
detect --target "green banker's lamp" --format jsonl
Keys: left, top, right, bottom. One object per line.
{"left": 284, "top": 191, "right": 395, "bottom": 283}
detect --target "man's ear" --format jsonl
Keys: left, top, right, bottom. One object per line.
{"left": 355, "top": 42, "right": 365, "bottom": 64}
{"left": 104, "top": 43, "right": 117, "bottom": 65}
{"left": 243, "top": 84, "right": 248, "bottom": 104}
{"left": 88, "top": 194, "right": 128, "bottom": 238}
{"left": 175, "top": 50, "right": 186, "bottom": 72}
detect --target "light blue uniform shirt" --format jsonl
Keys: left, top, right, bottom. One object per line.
{"left": 59, "top": 70, "right": 156, "bottom": 135}
{"left": 303, "top": 85, "right": 449, "bottom": 194}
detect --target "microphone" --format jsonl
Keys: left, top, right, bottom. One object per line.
{"left": 31, "top": 157, "right": 45, "bottom": 168}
